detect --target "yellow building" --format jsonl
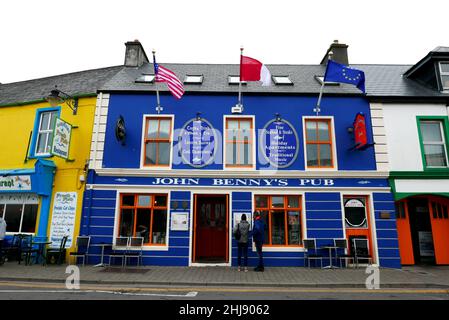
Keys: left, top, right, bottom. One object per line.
{"left": 0, "top": 66, "right": 121, "bottom": 261}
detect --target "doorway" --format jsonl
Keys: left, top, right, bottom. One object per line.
{"left": 192, "top": 194, "right": 228, "bottom": 263}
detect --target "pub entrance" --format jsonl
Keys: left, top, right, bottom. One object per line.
{"left": 192, "top": 194, "right": 229, "bottom": 263}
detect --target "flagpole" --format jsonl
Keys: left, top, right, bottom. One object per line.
{"left": 152, "top": 50, "right": 162, "bottom": 114}
{"left": 314, "top": 51, "right": 333, "bottom": 116}
{"left": 238, "top": 46, "right": 243, "bottom": 111}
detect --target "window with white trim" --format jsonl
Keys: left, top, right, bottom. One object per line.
{"left": 419, "top": 120, "right": 449, "bottom": 167}
{"left": 439, "top": 62, "right": 449, "bottom": 90}
{"left": 143, "top": 116, "right": 173, "bottom": 167}
{"left": 225, "top": 117, "right": 254, "bottom": 168}
{"left": 35, "top": 111, "right": 58, "bottom": 156}
{"left": 0, "top": 194, "right": 39, "bottom": 234}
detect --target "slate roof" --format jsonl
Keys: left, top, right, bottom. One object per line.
{"left": 0, "top": 66, "right": 122, "bottom": 106}
{"left": 101, "top": 62, "right": 449, "bottom": 100}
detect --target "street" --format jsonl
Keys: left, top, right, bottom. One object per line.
{"left": 0, "top": 281, "right": 448, "bottom": 300}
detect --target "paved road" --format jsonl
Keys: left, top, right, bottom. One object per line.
{"left": 0, "top": 281, "right": 448, "bottom": 300}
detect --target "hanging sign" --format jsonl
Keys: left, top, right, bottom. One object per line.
{"left": 353, "top": 112, "right": 368, "bottom": 149}
{"left": 0, "top": 176, "right": 32, "bottom": 191}
{"left": 260, "top": 119, "right": 299, "bottom": 168}
{"left": 49, "top": 192, "right": 77, "bottom": 249}
{"left": 179, "top": 118, "right": 217, "bottom": 168}
{"left": 51, "top": 118, "right": 72, "bottom": 159}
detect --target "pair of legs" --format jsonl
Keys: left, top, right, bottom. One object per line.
{"left": 237, "top": 242, "right": 248, "bottom": 270}
{"left": 254, "top": 240, "right": 264, "bottom": 271}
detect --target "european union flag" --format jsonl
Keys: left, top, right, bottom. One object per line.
{"left": 323, "top": 60, "right": 365, "bottom": 93}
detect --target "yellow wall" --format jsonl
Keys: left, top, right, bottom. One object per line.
{"left": 0, "top": 97, "right": 97, "bottom": 258}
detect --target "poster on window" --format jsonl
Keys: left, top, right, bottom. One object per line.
{"left": 233, "top": 212, "right": 252, "bottom": 228}
{"left": 51, "top": 118, "right": 72, "bottom": 159}
{"left": 170, "top": 212, "right": 189, "bottom": 231}
{"left": 49, "top": 192, "right": 77, "bottom": 248}
{"left": 418, "top": 231, "right": 435, "bottom": 257}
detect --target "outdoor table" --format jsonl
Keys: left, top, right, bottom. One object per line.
{"left": 31, "top": 241, "right": 52, "bottom": 265}
{"left": 91, "top": 243, "right": 111, "bottom": 267}
{"left": 320, "top": 245, "right": 339, "bottom": 269}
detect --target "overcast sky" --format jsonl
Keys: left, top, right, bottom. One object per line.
{"left": 1, "top": 0, "right": 448, "bottom": 84}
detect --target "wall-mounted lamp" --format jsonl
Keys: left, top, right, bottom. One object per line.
{"left": 347, "top": 127, "right": 354, "bottom": 133}
{"left": 275, "top": 113, "right": 282, "bottom": 122}
{"left": 196, "top": 112, "right": 202, "bottom": 121}
{"left": 45, "top": 86, "right": 78, "bottom": 115}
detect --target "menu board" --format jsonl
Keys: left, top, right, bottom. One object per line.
{"left": 171, "top": 212, "right": 189, "bottom": 231}
{"left": 49, "top": 192, "right": 77, "bottom": 248}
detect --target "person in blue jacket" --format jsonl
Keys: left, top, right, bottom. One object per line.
{"left": 252, "top": 211, "right": 266, "bottom": 272}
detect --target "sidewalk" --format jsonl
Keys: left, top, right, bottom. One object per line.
{"left": 1, "top": 263, "right": 449, "bottom": 289}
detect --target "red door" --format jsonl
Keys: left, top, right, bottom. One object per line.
{"left": 429, "top": 196, "right": 449, "bottom": 265}
{"left": 343, "top": 196, "right": 374, "bottom": 262}
{"left": 395, "top": 200, "right": 415, "bottom": 265}
{"left": 193, "top": 195, "right": 228, "bottom": 263}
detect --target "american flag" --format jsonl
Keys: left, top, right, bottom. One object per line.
{"left": 154, "top": 63, "right": 185, "bottom": 99}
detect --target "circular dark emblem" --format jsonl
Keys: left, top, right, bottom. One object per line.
{"left": 115, "top": 115, "right": 126, "bottom": 145}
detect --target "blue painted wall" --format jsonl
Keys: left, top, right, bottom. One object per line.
{"left": 102, "top": 93, "right": 376, "bottom": 171}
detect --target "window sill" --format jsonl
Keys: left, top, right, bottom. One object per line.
{"left": 251, "top": 245, "right": 305, "bottom": 253}
{"left": 113, "top": 245, "right": 169, "bottom": 251}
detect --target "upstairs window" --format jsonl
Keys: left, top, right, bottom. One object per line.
{"left": 419, "top": 119, "right": 449, "bottom": 168}
{"left": 143, "top": 116, "right": 173, "bottom": 167}
{"left": 34, "top": 109, "right": 58, "bottom": 157}
{"left": 439, "top": 62, "right": 449, "bottom": 90}
{"left": 304, "top": 118, "right": 335, "bottom": 168}
{"left": 225, "top": 117, "right": 254, "bottom": 168}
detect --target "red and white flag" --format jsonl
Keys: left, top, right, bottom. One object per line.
{"left": 240, "top": 55, "right": 272, "bottom": 86}
{"left": 155, "top": 64, "right": 185, "bottom": 99}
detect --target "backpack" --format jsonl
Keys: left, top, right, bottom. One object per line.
{"left": 234, "top": 223, "right": 241, "bottom": 241}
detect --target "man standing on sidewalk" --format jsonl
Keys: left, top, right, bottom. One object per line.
{"left": 0, "top": 217, "right": 6, "bottom": 264}
{"left": 252, "top": 211, "right": 266, "bottom": 272}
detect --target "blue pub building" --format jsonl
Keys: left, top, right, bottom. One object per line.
{"left": 82, "top": 40, "right": 401, "bottom": 268}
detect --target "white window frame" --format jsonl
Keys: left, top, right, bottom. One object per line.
{"left": 272, "top": 75, "right": 293, "bottom": 85}
{"left": 420, "top": 120, "right": 449, "bottom": 168}
{"left": 438, "top": 62, "right": 449, "bottom": 90}
{"left": 184, "top": 75, "right": 203, "bottom": 84}
{"left": 140, "top": 114, "right": 175, "bottom": 170}
{"left": 302, "top": 116, "right": 338, "bottom": 171}
{"left": 35, "top": 111, "right": 58, "bottom": 156}
{"left": 223, "top": 115, "right": 256, "bottom": 171}
{"left": 0, "top": 194, "right": 39, "bottom": 235}
{"left": 228, "top": 76, "right": 247, "bottom": 85}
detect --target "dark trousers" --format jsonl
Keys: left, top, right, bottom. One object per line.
{"left": 0, "top": 240, "right": 3, "bottom": 261}
{"left": 254, "top": 241, "right": 264, "bottom": 268}
{"left": 237, "top": 242, "right": 248, "bottom": 267}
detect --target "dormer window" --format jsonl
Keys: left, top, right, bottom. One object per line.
{"left": 228, "top": 76, "right": 247, "bottom": 85}
{"left": 439, "top": 62, "right": 449, "bottom": 90}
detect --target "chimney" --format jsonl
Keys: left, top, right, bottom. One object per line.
{"left": 124, "top": 40, "right": 150, "bottom": 67}
{"left": 320, "top": 40, "right": 349, "bottom": 65}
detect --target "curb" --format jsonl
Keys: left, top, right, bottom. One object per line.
{"left": 1, "top": 277, "right": 449, "bottom": 289}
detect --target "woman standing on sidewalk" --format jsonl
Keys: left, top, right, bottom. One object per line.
{"left": 233, "top": 214, "right": 251, "bottom": 272}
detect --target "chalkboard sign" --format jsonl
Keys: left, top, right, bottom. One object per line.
{"left": 260, "top": 119, "right": 299, "bottom": 168}
{"left": 179, "top": 118, "right": 217, "bottom": 168}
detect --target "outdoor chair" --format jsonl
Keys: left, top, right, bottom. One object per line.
{"left": 69, "top": 236, "right": 91, "bottom": 266}
{"left": 20, "top": 235, "right": 39, "bottom": 265}
{"left": 108, "top": 237, "right": 128, "bottom": 267}
{"left": 334, "top": 238, "right": 355, "bottom": 268}
{"left": 3, "top": 234, "right": 21, "bottom": 262}
{"left": 46, "top": 235, "right": 68, "bottom": 265}
{"left": 353, "top": 238, "right": 373, "bottom": 268}
{"left": 124, "top": 237, "right": 144, "bottom": 266}
{"left": 303, "top": 239, "right": 323, "bottom": 268}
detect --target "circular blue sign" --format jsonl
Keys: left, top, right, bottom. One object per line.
{"left": 260, "top": 119, "right": 299, "bottom": 168}
{"left": 179, "top": 118, "right": 217, "bottom": 168}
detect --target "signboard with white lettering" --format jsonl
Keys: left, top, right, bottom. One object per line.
{"left": 0, "top": 176, "right": 32, "bottom": 191}
{"left": 260, "top": 119, "right": 299, "bottom": 168}
{"left": 51, "top": 118, "right": 72, "bottom": 159}
{"left": 49, "top": 192, "right": 77, "bottom": 248}
{"left": 179, "top": 118, "right": 217, "bottom": 168}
